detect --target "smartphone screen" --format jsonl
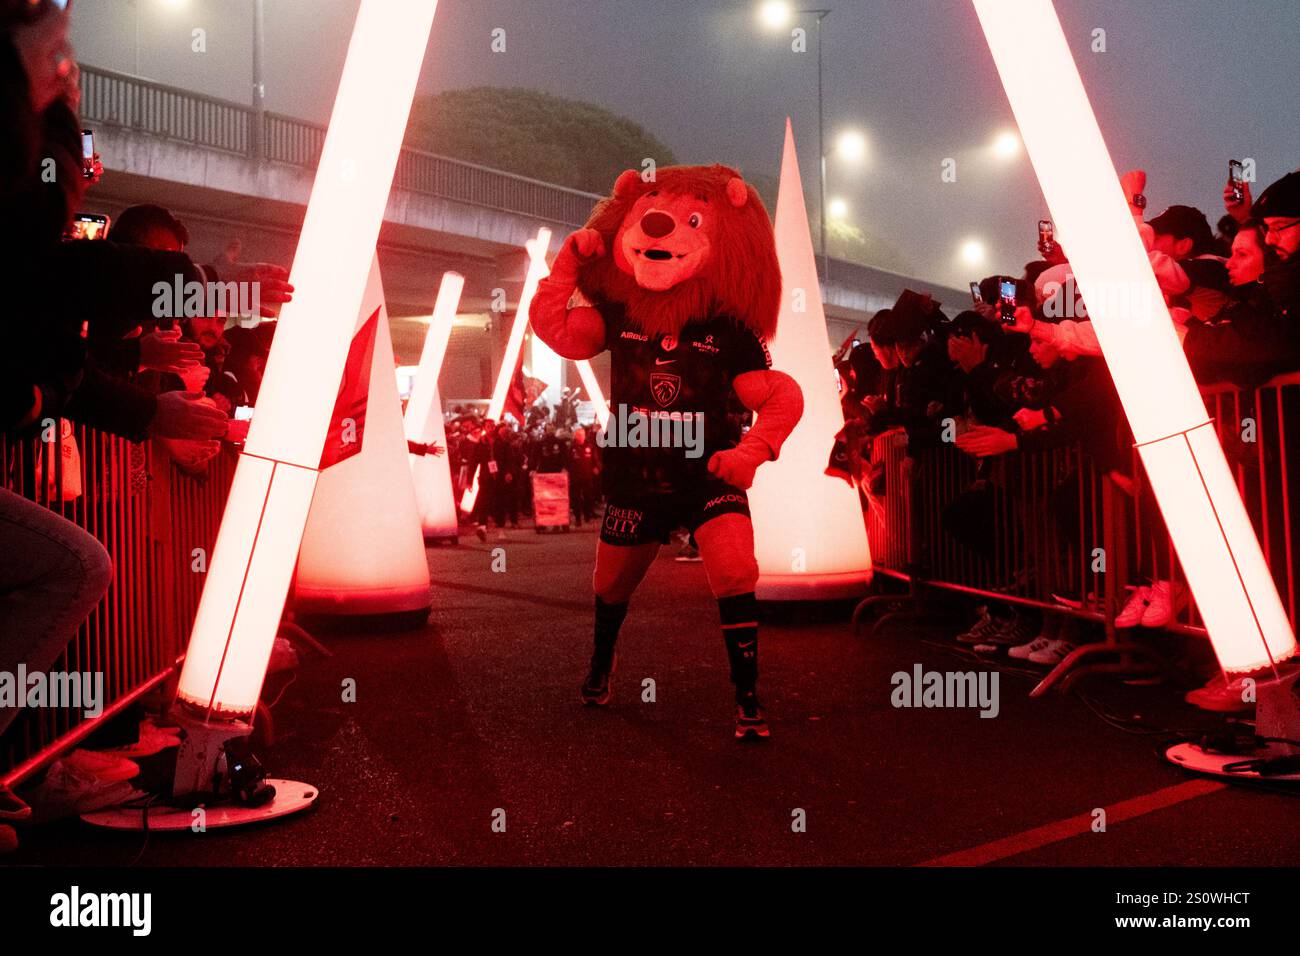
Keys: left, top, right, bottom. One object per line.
{"left": 234, "top": 406, "right": 255, "bottom": 422}
{"left": 999, "top": 278, "right": 1017, "bottom": 324}
{"left": 81, "top": 130, "right": 94, "bottom": 161}
{"left": 969, "top": 281, "right": 982, "bottom": 305}
{"left": 67, "top": 213, "right": 109, "bottom": 240}
{"left": 1229, "top": 160, "right": 1245, "bottom": 203}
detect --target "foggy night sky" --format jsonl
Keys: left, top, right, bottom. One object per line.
{"left": 70, "top": 0, "right": 1300, "bottom": 290}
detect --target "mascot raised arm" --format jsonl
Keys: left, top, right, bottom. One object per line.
{"left": 529, "top": 164, "right": 804, "bottom": 740}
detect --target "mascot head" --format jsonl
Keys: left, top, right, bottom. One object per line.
{"left": 577, "top": 164, "right": 781, "bottom": 340}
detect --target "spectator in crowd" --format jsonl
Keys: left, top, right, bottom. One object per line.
{"left": 489, "top": 421, "right": 521, "bottom": 536}
{"left": 0, "top": 1, "right": 290, "bottom": 850}
{"left": 1147, "top": 204, "right": 1231, "bottom": 321}
{"left": 568, "top": 424, "right": 600, "bottom": 526}
{"left": 1181, "top": 171, "right": 1300, "bottom": 386}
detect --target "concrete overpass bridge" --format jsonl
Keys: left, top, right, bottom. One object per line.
{"left": 77, "top": 64, "right": 964, "bottom": 402}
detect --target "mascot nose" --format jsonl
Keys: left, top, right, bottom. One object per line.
{"left": 639, "top": 210, "right": 676, "bottom": 239}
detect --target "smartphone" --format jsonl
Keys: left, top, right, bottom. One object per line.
{"left": 234, "top": 406, "right": 255, "bottom": 422}
{"left": 969, "top": 280, "right": 982, "bottom": 305}
{"left": 66, "top": 212, "right": 110, "bottom": 240}
{"left": 1229, "top": 159, "right": 1245, "bottom": 203}
{"left": 1037, "top": 218, "right": 1055, "bottom": 257}
{"left": 81, "top": 129, "right": 94, "bottom": 179}
{"left": 998, "top": 277, "right": 1018, "bottom": 325}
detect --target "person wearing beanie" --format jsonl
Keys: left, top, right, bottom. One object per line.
{"left": 1180, "top": 170, "right": 1300, "bottom": 386}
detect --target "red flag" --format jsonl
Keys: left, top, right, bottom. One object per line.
{"left": 319, "top": 307, "right": 380, "bottom": 469}
{"left": 503, "top": 344, "right": 527, "bottom": 424}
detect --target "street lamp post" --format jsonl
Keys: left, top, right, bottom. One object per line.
{"left": 760, "top": 3, "right": 834, "bottom": 285}
{"left": 812, "top": 8, "right": 830, "bottom": 286}
{"left": 251, "top": 0, "right": 266, "bottom": 158}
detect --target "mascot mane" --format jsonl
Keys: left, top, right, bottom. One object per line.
{"left": 576, "top": 164, "right": 781, "bottom": 340}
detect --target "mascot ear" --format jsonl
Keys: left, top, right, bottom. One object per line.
{"left": 726, "top": 177, "right": 749, "bottom": 208}
{"left": 614, "top": 169, "right": 642, "bottom": 198}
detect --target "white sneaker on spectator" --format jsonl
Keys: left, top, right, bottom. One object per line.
{"left": 1009, "top": 636, "right": 1053, "bottom": 660}
{"left": 1115, "top": 587, "right": 1150, "bottom": 628}
{"left": 1140, "top": 580, "right": 1187, "bottom": 628}
{"left": 1027, "top": 638, "right": 1077, "bottom": 665}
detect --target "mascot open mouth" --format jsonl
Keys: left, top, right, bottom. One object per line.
{"left": 639, "top": 249, "right": 677, "bottom": 261}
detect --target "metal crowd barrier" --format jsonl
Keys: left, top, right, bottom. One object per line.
{"left": 858, "top": 372, "right": 1300, "bottom": 694}
{"left": 0, "top": 428, "right": 235, "bottom": 784}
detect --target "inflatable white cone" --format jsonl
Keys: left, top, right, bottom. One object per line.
{"left": 293, "top": 255, "right": 432, "bottom": 616}
{"left": 748, "top": 118, "right": 872, "bottom": 600}
{"left": 405, "top": 271, "right": 464, "bottom": 541}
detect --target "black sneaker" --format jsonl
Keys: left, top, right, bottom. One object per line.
{"left": 734, "top": 692, "right": 770, "bottom": 741}
{"left": 580, "top": 653, "right": 615, "bottom": 707}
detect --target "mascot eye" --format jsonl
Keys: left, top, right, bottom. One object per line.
{"left": 688, "top": 213, "right": 703, "bottom": 229}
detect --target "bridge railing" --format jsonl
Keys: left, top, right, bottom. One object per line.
{"left": 78, "top": 64, "right": 602, "bottom": 228}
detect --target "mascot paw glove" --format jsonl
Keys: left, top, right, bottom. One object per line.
{"left": 707, "top": 442, "right": 770, "bottom": 491}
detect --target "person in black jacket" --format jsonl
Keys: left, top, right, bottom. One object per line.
{"left": 1181, "top": 172, "right": 1300, "bottom": 388}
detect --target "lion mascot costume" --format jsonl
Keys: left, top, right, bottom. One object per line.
{"left": 529, "top": 164, "right": 804, "bottom": 740}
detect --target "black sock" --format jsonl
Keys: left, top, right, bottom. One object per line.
{"left": 593, "top": 596, "right": 629, "bottom": 668}
{"left": 718, "top": 592, "right": 759, "bottom": 699}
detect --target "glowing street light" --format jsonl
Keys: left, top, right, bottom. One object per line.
{"left": 835, "top": 129, "right": 868, "bottom": 163}
{"left": 828, "top": 197, "right": 849, "bottom": 220}
{"left": 960, "top": 238, "right": 986, "bottom": 266}
{"left": 758, "top": 0, "right": 793, "bottom": 29}
{"left": 993, "top": 129, "right": 1022, "bottom": 159}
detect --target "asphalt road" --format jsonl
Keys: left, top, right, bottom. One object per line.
{"left": 7, "top": 525, "right": 1297, "bottom": 866}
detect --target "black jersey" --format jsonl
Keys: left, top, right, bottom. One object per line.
{"left": 597, "top": 302, "right": 771, "bottom": 495}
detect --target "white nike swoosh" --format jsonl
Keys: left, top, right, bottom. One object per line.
{"left": 655, "top": 358, "right": 676, "bottom": 365}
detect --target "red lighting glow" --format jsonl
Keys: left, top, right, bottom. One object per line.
{"left": 974, "top": 0, "right": 1294, "bottom": 675}
{"left": 748, "top": 119, "right": 872, "bottom": 600}
{"left": 176, "top": 0, "right": 439, "bottom": 718}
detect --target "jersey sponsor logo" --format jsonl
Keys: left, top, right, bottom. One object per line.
{"left": 604, "top": 505, "right": 643, "bottom": 537}
{"left": 691, "top": 333, "right": 721, "bottom": 355}
{"left": 620, "top": 330, "right": 650, "bottom": 342}
{"left": 650, "top": 371, "right": 681, "bottom": 407}
{"left": 654, "top": 357, "right": 676, "bottom": 365}
{"left": 704, "top": 492, "right": 746, "bottom": 510}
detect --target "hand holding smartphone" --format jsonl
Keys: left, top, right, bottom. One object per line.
{"left": 998, "top": 277, "right": 1018, "bottom": 326}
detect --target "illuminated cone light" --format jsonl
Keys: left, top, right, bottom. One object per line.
{"left": 293, "top": 255, "right": 432, "bottom": 615}
{"left": 462, "top": 229, "right": 609, "bottom": 512}
{"left": 405, "top": 271, "right": 464, "bottom": 539}
{"left": 748, "top": 119, "right": 872, "bottom": 600}
{"left": 973, "top": 0, "right": 1294, "bottom": 674}
{"left": 177, "top": 0, "right": 439, "bottom": 720}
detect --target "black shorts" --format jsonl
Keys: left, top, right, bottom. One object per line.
{"left": 600, "top": 480, "right": 750, "bottom": 547}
